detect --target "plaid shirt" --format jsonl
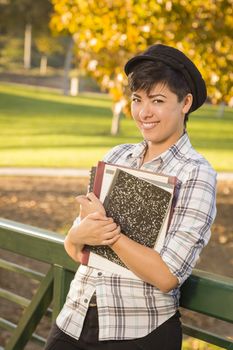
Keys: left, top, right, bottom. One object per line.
{"left": 56, "top": 132, "right": 217, "bottom": 341}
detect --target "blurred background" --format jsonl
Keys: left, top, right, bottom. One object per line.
{"left": 0, "top": 1, "right": 232, "bottom": 349}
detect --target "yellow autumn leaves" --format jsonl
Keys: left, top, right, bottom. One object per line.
{"left": 50, "top": 0, "right": 233, "bottom": 106}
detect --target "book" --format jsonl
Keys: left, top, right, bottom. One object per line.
{"left": 91, "top": 161, "right": 176, "bottom": 200}
{"left": 88, "top": 166, "right": 97, "bottom": 193}
{"left": 81, "top": 162, "right": 176, "bottom": 279}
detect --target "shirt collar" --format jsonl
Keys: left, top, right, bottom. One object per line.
{"left": 160, "top": 132, "right": 192, "bottom": 165}
{"left": 128, "top": 132, "right": 192, "bottom": 165}
{"left": 130, "top": 140, "right": 148, "bottom": 159}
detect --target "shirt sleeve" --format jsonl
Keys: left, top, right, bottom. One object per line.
{"left": 72, "top": 216, "right": 81, "bottom": 227}
{"left": 160, "top": 164, "right": 217, "bottom": 286}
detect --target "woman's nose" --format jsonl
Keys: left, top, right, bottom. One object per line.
{"left": 139, "top": 104, "right": 153, "bottom": 119}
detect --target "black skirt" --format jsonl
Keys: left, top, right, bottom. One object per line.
{"left": 44, "top": 307, "right": 182, "bottom": 350}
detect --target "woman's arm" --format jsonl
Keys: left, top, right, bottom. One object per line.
{"left": 111, "top": 165, "right": 216, "bottom": 292}
{"left": 111, "top": 234, "right": 178, "bottom": 292}
{"left": 64, "top": 228, "right": 84, "bottom": 263}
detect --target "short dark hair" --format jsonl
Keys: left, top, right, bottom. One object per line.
{"left": 128, "top": 60, "right": 192, "bottom": 126}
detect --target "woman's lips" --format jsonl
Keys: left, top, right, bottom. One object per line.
{"left": 140, "top": 122, "right": 160, "bottom": 130}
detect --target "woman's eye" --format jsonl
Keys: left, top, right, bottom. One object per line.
{"left": 132, "top": 97, "right": 140, "bottom": 102}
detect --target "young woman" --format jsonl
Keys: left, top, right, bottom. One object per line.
{"left": 45, "top": 44, "right": 216, "bottom": 350}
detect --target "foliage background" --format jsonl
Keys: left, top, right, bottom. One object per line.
{"left": 50, "top": 0, "right": 233, "bottom": 106}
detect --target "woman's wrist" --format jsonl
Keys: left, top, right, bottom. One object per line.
{"left": 67, "top": 225, "right": 85, "bottom": 245}
{"left": 109, "top": 231, "right": 124, "bottom": 248}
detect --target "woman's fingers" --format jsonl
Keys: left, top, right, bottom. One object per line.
{"left": 77, "top": 211, "right": 120, "bottom": 246}
{"left": 86, "top": 192, "right": 99, "bottom": 202}
{"left": 76, "top": 195, "right": 89, "bottom": 204}
{"left": 78, "top": 192, "right": 100, "bottom": 205}
{"left": 102, "top": 222, "right": 117, "bottom": 231}
{"left": 102, "top": 232, "right": 121, "bottom": 245}
{"left": 88, "top": 212, "right": 109, "bottom": 221}
{"left": 102, "top": 226, "right": 121, "bottom": 243}
{"left": 77, "top": 193, "right": 106, "bottom": 218}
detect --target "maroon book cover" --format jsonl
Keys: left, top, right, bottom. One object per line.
{"left": 92, "top": 161, "right": 106, "bottom": 198}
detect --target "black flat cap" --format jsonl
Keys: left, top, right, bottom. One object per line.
{"left": 124, "top": 44, "right": 207, "bottom": 112}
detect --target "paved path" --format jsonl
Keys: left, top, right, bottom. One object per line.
{"left": 0, "top": 167, "right": 90, "bottom": 177}
{"left": 0, "top": 167, "right": 233, "bottom": 181}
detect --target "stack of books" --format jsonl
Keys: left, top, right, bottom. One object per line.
{"left": 81, "top": 161, "right": 177, "bottom": 279}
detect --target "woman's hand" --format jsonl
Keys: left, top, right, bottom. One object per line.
{"left": 65, "top": 193, "right": 120, "bottom": 262}
{"left": 76, "top": 192, "right": 106, "bottom": 219}
{"left": 68, "top": 211, "right": 121, "bottom": 247}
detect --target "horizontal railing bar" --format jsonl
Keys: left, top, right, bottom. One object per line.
{"left": 180, "top": 269, "right": 233, "bottom": 323}
{"left": 0, "top": 258, "right": 45, "bottom": 281}
{"left": 0, "top": 218, "right": 77, "bottom": 271}
{"left": 0, "top": 288, "right": 30, "bottom": 308}
{"left": 0, "top": 317, "right": 15, "bottom": 332}
{"left": 0, "top": 218, "right": 63, "bottom": 243}
{"left": 0, "top": 317, "right": 46, "bottom": 347}
{"left": 183, "top": 323, "right": 232, "bottom": 349}
{"left": 0, "top": 287, "right": 53, "bottom": 319}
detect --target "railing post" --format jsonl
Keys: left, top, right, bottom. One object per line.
{"left": 5, "top": 267, "right": 54, "bottom": 350}
{"left": 52, "top": 265, "right": 74, "bottom": 322}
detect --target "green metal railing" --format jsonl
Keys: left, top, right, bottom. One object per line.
{"left": 0, "top": 218, "right": 233, "bottom": 350}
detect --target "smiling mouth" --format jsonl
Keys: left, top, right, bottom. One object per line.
{"left": 141, "top": 122, "right": 160, "bottom": 130}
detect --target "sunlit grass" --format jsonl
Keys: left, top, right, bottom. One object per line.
{"left": 0, "top": 82, "right": 232, "bottom": 171}
{"left": 182, "top": 337, "right": 225, "bottom": 350}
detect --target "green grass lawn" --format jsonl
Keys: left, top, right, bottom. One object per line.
{"left": 0, "top": 82, "right": 232, "bottom": 172}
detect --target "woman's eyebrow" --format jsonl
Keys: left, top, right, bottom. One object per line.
{"left": 132, "top": 93, "right": 167, "bottom": 98}
{"left": 132, "top": 93, "right": 141, "bottom": 98}
{"left": 148, "top": 94, "right": 167, "bottom": 98}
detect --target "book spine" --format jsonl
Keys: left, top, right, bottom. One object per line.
{"left": 102, "top": 168, "right": 121, "bottom": 209}
{"left": 168, "top": 176, "right": 177, "bottom": 186}
{"left": 88, "top": 166, "right": 96, "bottom": 193}
{"left": 93, "top": 161, "right": 106, "bottom": 198}
{"left": 80, "top": 161, "right": 106, "bottom": 265}
{"left": 80, "top": 247, "right": 90, "bottom": 265}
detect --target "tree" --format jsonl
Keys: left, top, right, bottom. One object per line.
{"left": 50, "top": 0, "right": 232, "bottom": 134}
{"left": 35, "top": 35, "right": 67, "bottom": 75}
{"left": 0, "top": 0, "right": 53, "bottom": 68}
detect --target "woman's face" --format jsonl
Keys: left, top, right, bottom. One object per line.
{"left": 131, "top": 83, "right": 192, "bottom": 155}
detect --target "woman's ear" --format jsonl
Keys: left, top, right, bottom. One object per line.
{"left": 182, "top": 94, "right": 193, "bottom": 114}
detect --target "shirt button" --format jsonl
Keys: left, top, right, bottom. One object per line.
{"left": 97, "top": 272, "right": 102, "bottom": 276}
{"left": 84, "top": 298, "right": 88, "bottom": 303}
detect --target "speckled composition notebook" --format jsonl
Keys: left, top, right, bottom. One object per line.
{"left": 82, "top": 166, "right": 175, "bottom": 278}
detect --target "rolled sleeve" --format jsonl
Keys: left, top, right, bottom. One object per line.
{"left": 73, "top": 216, "right": 81, "bottom": 227}
{"left": 160, "top": 164, "right": 217, "bottom": 286}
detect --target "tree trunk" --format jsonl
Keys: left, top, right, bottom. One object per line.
{"left": 70, "top": 77, "right": 79, "bottom": 96}
{"left": 40, "top": 55, "right": 47, "bottom": 75}
{"left": 217, "top": 102, "right": 225, "bottom": 118}
{"left": 111, "top": 100, "right": 125, "bottom": 135}
{"left": 24, "top": 24, "right": 32, "bottom": 69}
{"left": 111, "top": 112, "right": 121, "bottom": 135}
{"left": 63, "top": 37, "right": 74, "bottom": 95}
